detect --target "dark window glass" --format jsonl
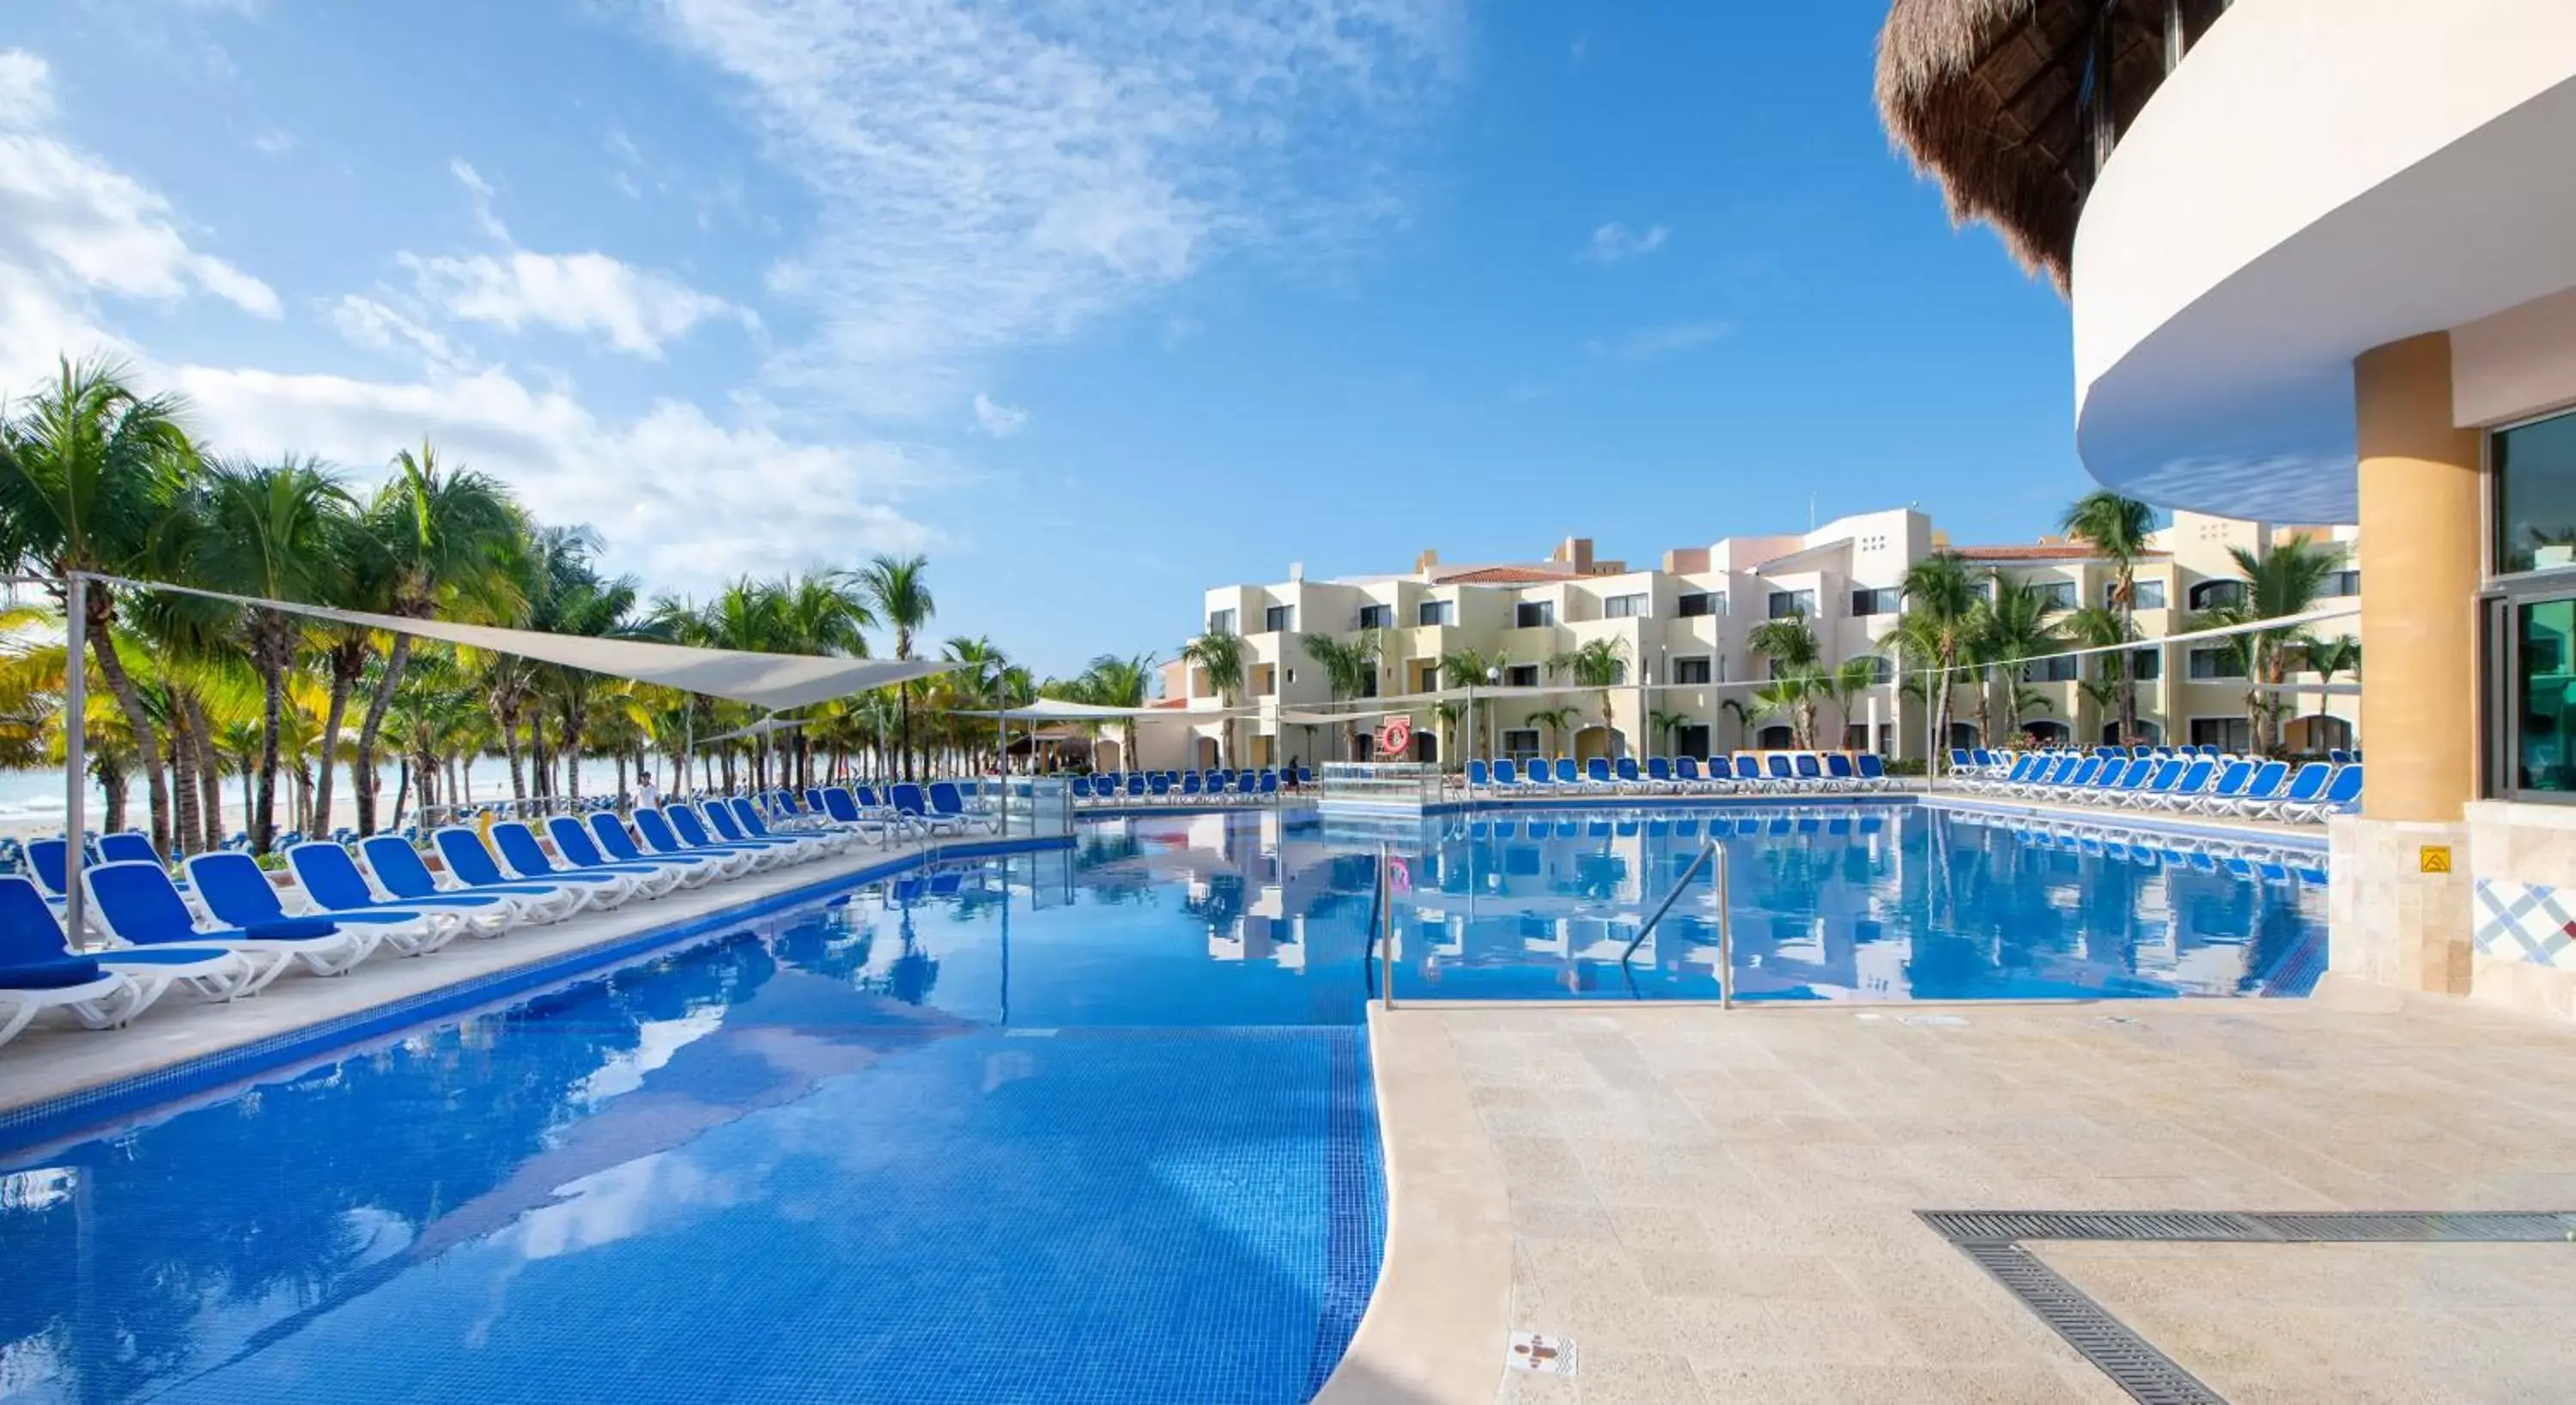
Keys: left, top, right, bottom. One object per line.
{"left": 1506, "top": 664, "right": 1540, "bottom": 688}
{"left": 2189, "top": 581, "right": 2247, "bottom": 610}
{"left": 1671, "top": 657, "right": 1712, "bottom": 684}
{"left": 1265, "top": 605, "right": 1296, "bottom": 632}
{"left": 1849, "top": 587, "right": 1900, "bottom": 617}
{"left": 2189, "top": 648, "right": 2246, "bottom": 680}
{"left": 1417, "top": 600, "right": 1453, "bottom": 626}
{"left": 2190, "top": 717, "right": 2252, "bottom": 751}
{"left": 1515, "top": 600, "right": 1554, "bottom": 628}
{"left": 2022, "top": 656, "right": 2079, "bottom": 683}
{"left": 2518, "top": 598, "right": 2576, "bottom": 790}
{"left": 1676, "top": 592, "right": 1715, "bottom": 618}
{"left": 2496, "top": 410, "right": 2576, "bottom": 575}
{"left": 1767, "top": 589, "right": 1814, "bottom": 620}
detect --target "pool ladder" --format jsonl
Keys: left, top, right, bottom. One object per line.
{"left": 1621, "top": 840, "right": 1732, "bottom": 1010}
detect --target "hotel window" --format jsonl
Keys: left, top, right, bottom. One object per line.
{"left": 1676, "top": 591, "right": 1716, "bottom": 618}
{"left": 2320, "top": 569, "right": 2360, "bottom": 599}
{"left": 2190, "top": 718, "right": 2252, "bottom": 752}
{"left": 2490, "top": 593, "right": 2576, "bottom": 796}
{"left": 2126, "top": 648, "right": 2163, "bottom": 682}
{"left": 2033, "top": 581, "right": 2077, "bottom": 610}
{"left": 2022, "top": 656, "right": 2080, "bottom": 684}
{"left": 2493, "top": 407, "right": 2576, "bottom": 574}
{"left": 1354, "top": 604, "right": 1389, "bottom": 630}
{"left": 1515, "top": 599, "right": 1555, "bottom": 629}
{"left": 1501, "top": 728, "right": 1540, "bottom": 760}
{"left": 1849, "top": 587, "right": 1901, "bottom": 617}
{"left": 1870, "top": 656, "right": 1897, "bottom": 685}
{"left": 1417, "top": 599, "right": 1453, "bottom": 627}
{"left": 2188, "top": 580, "right": 2247, "bottom": 611}
{"left": 1207, "top": 608, "right": 1236, "bottom": 636}
{"left": 1603, "top": 593, "right": 1648, "bottom": 619}
{"left": 1416, "top": 664, "right": 1440, "bottom": 692}
{"left": 1671, "top": 657, "right": 1712, "bottom": 685}
{"left": 1506, "top": 664, "right": 1540, "bottom": 688}
{"left": 1265, "top": 605, "right": 1296, "bottom": 633}
{"left": 1767, "top": 589, "right": 1814, "bottom": 620}
{"left": 2111, "top": 579, "right": 2170, "bottom": 611}
{"left": 2188, "top": 647, "right": 2246, "bottom": 680}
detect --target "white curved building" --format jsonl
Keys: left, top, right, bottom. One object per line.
{"left": 1881, "top": 0, "right": 2576, "bottom": 1014}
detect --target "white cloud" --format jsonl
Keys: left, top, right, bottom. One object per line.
{"left": 328, "top": 294, "right": 465, "bottom": 370}
{"left": 0, "top": 46, "right": 278, "bottom": 390}
{"left": 1584, "top": 319, "right": 1730, "bottom": 363}
{"left": 1581, "top": 222, "right": 1668, "bottom": 264}
{"left": 970, "top": 392, "right": 1025, "bottom": 438}
{"left": 172, "top": 363, "right": 942, "bottom": 581}
{"left": 249, "top": 129, "right": 295, "bottom": 155}
{"left": 641, "top": 0, "right": 1462, "bottom": 416}
{"left": 449, "top": 158, "right": 509, "bottom": 241}
{"left": 399, "top": 250, "right": 754, "bottom": 359}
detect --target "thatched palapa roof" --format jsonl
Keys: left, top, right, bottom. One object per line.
{"left": 1874, "top": 0, "right": 2228, "bottom": 291}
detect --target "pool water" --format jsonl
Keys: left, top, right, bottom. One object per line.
{"left": 0, "top": 847, "right": 1382, "bottom": 1405}
{"left": 0, "top": 801, "right": 2324, "bottom": 1402}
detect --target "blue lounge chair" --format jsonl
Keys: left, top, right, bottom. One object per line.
{"left": 2281, "top": 764, "right": 2363, "bottom": 823}
{"left": 0, "top": 873, "right": 245, "bottom": 1013}
{"left": 631, "top": 808, "right": 766, "bottom": 876}
{"left": 729, "top": 798, "right": 860, "bottom": 855}
{"left": 435, "top": 827, "right": 624, "bottom": 911}
{"left": 551, "top": 815, "right": 722, "bottom": 890}
{"left": 493, "top": 820, "right": 678, "bottom": 899}
{"left": 1855, "top": 753, "right": 1892, "bottom": 791}
{"left": 2120, "top": 759, "right": 2184, "bottom": 807}
{"left": 1615, "top": 757, "right": 1644, "bottom": 790}
{"left": 2145, "top": 759, "right": 2215, "bottom": 812}
{"left": 1789, "top": 753, "right": 1824, "bottom": 788}
{"left": 1490, "top": 757, "right": 1521, "bottom": 791}
{"left": 288, "top": 841, "right": 524, "bottom": 937}
{"left": 821, "top": 787, "right": 905, "bottom": 839}
{"left": 1767, "top": 754, "right": 1800, "bottom": 788}
{"left": 1673, "top": 755, "right": 1707, "bottom": 791}
{"left": 98, "top": 831, "right": 163, "bottom": 867}
{"left": 84, "top": 860, "right": 366, "bottom": 989}
{"left": 0, "top": 897, "right": 137, "bottom": 1048}
{"left": 188, "top": 850, "right": 456, "bottom": 958}
{"left": 1585, "top": 757, "right": 1615, "bottom": 790}
{"left": 1822, "top": 753, "right": 1859, "bottom": 790}
{"left": 2186, "top": 760, "right": 2256, "bottom": 815}
{"left": 890, "top": 783, "right": 965, "bottom": 836}
{"left": 928, "top": 782, "right": 1003, "bottom": 833}
{"left": 1645, "top": 757, "right": 1671, "bottom": 788}
{"left": 697, "top": 800, "right": 824, "bottom": 861}
{"left": 2245, "top": 762, "right": 2334, "bottom": 821}
{"left": 361, "top": 834, "right": 582, "bottom": 924}
{"left": 2219, "top": 761, "right": 2293, "bottom": 818}
{"left": 589, "top": 812, "right": 744, "bottom": 882}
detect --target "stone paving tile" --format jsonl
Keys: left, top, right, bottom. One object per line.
{"left": 1427, "top": 997, "right": 2576, "bottom": 1404}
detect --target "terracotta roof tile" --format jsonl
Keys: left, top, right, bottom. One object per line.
{"left": 1435, "top": 565, "right": 1573, "bottom": 585}
{"left": 1951, "top": 544, "right": 2172, "bottom": 563}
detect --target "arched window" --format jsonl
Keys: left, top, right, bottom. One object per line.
{"left": 2022, "top": 720, "right": 2070, "bottom": 747}
{"left": 1947, "top": 721, "right": 1982, "bottom": 751}
{"left": 1758, "top": 725, "right": 1796, "bottom": 750}
{"left": 2188, "top": 579, "right": 2248, "bottom": 611}
{"left": 2101, "top": 719, "right": 2164, "bottom": 745}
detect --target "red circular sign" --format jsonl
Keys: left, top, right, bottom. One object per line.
{"left": 1377, "top": 715, "right": 1413, "bottom": 756}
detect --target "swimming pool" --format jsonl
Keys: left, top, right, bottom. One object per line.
{"left": 0, "top": 800, "right": 2324, "bottom": 1402}
{"left": 0, "top": 845, "right": 1383, "bottom": 1405}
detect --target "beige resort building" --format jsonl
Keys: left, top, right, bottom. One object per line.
{"left": 1112, "top": 506, "right": 2360, "bottom": 772}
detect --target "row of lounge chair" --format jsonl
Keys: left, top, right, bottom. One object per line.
{"left": 1464, "top": 753, "right": 1898, "bottom": 795}
{"left": 1070, "top": 769, "right": 1303, "bottom": 804}
{"left": 1951, "top": 744, "right": 2360, "bottom": 774}
{"left": 0, "top": 785, "right": 1002, "bottom": 1052}
{"left": 1953, "top": 753, "right": 2363, "bottom": 824}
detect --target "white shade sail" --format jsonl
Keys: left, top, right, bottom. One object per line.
{"left": 90, "top": 574, "right": 957, "bottom": 710}
{"left": 956, "top": 698, "right": 1259, "bottom": 721}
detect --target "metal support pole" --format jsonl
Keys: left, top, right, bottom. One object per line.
{"left": 1716, "top": 844, "right": 1734, "bottom": 1011}
{"left": 63, "top": 572, "right": 88, "bottom": 947}
{"left": 1377, "top": 841, "right": 1395, "bottom": 1012}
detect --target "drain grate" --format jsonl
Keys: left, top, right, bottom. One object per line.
{"left": 1961, "top": 1244, "right": 2223, "bottom": 1405}
{"left": 1921, "top": 1209, "right": 2576, "bottom": 1404}
{"left": 1921, "top": 1209, "right": 2576, "bottom": 1246}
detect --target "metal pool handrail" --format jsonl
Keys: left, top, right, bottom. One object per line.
{"left": 1621, "top": 840, "right": 1733, "bottom": 1009}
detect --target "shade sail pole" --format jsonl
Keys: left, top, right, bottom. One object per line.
{"left": 63, "top": 572, "right": 87, "bottom": 947}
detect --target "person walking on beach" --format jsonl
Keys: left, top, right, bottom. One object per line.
{"left": 635, "top": 770, "right": 660, "bottom": 812}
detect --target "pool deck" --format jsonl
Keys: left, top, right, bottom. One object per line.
{"left": 0, "top": 832, "right": 1001, "bottom": 1139}
{"left": 1330, "top": 981, "right": 2576, "bottom": 1404}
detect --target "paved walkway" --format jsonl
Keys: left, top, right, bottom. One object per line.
{"left": 1336, "top": 983, "right": 2576, "bottom": 1404}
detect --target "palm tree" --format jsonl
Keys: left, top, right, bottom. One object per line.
{"left": 1646, "top": 708, "right": 1687, "bottom": 758}
{"left": 1552, "top": 637, "right": 1628, "bottom": 745}
{"left": 1817, "top": 657, "right": 1886, "bottom": 751}
{"left": 2303, "top": 636, "right": 2360, "bottom": 752}
{"left": 1747, "top": 611, "right": 1820, "bottom": 671}
{"left": 0, "top": 356, "right": 198, "bottom": 856}
{"left": 2193, "top": 536, "right": 2343, "bottom": 753}
{"left": 1177, "top": 630, "right": 1249, "bottom": 769}
{"left": 1973, "top": 574, "right": 2066, "bottom": 740}
{"left": 352, "top": 442, "right": 523, "bottom": 834}
{"left": 1886, "top": 551, "right": 1981, "bottom": 764}
{"left": 2061, "top": 491, "right": 2156, "bottom": 745}
{"left": 1066, "top": 652, "right": 1151, "bottom": 771}
{"left": 2063, "top": 605, "right": 2131, "bottom": 745}
{"left": 196, "top": 457, "right": 355, "bottom": 852}
{"left": 1525, "top": 704, "right": 1581, "bottom": 758}
{"left": 857, "top": 554, "right": 933, "bottom": 779}
{"left": 1437, "top": 645, "right": 1505, "bottom": 759}
{"left": 1297, "top": 631, "right": 1382, "bottom": 760}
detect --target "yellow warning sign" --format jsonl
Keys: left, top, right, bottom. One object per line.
{"left": 2420, "top": 846, "right": 2452, "bottom": 874}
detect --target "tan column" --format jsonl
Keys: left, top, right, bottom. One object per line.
{"left": 2354, "top": 332, "right": 2482, "bottom": 822}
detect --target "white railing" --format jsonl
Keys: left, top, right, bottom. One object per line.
{"left": 1319, "top": 762, "right": 1440, "bottom": 813}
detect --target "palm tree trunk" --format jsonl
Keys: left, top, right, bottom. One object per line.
{"left": 392, "top": 757, "right": 410, "bottom": 830}
{"left": 314, "top": 660, "right": 355, "bottom": 836}
{"left": 83, "top": 606, "right": 173, "bottom": 858}
{"left": 187, "top": 696, "right": 223, "bottom": 852}
{"left": 353, "top": 633, "right": 413, "bottom": 836}
{"left": 97, "top": 757, "right": 129, "bottom": 835}
{"left": 501, "top": 713, "right": 526, "bottom": 800}
{"left": 166, "top": 701, "right": 202, "bottom": 856}
{"left": 900, "top": 683, "right": 914, "bottom": 781}
{"left": 2115, "top": 585, "right": 2138, "bottom": 746}
{"left": 255, "top": 642, "right": 284, "bottom": 855}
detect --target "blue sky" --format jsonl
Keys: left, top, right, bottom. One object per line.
{"left": 0, "top": 0, "right": 2083, "bottom": 678}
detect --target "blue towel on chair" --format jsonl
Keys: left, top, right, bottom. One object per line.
{"left": 0, "top": 956, "right": 105, "bottom": 989}
{"left": 242, "top": 917, "right": 341, "bottom": 942}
